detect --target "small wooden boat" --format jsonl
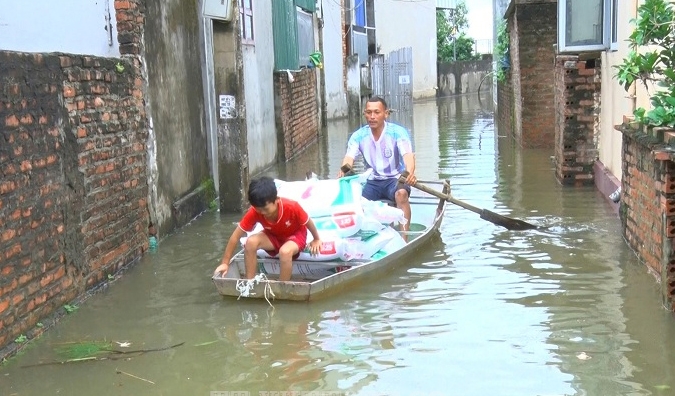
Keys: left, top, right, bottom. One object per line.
{"left": 212, "top": 179, "right": 449, "bottom": 301}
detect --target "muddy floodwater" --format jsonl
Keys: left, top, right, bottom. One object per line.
{"left": 3, "top": 93, "right": 675, "bottom": 396}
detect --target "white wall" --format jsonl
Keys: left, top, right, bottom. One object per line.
{"left": 242, "top": 1, "right": 277, "bottom": 174}
{"left": 0, "top": 0, "right": 120, "bottom": 57}
{"left": 374, "top": 0, "right": 437, "bottom": 99}
{"left": 598, "top": 0, "right": 639, "bottom": 180}
{"left": 412, "top": 101, "right": 441, "bottom": 180}
{"left": 321, "top": 0, "right": 348, "bottom": 119}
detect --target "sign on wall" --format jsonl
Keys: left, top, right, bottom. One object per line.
{"left": 219, "top": 95, "right": 236, "bottom": 119}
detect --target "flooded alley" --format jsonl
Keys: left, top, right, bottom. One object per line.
{"left": 2, "top": 93, "right": 675, "bottom": 396}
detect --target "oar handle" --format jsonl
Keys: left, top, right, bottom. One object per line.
{"left": 341, "top": 164, "right": 355, "bottom": 176}
{"left": 399, "top": 172, "right": 483, "bottom": 215}
{"left": 399, "top": 171, "right": 538, "bottom": 231}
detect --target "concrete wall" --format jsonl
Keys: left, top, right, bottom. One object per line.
{"left": 437, "top": 60, "right": 493, "bottom": 96}
{"left": 373, "top": 0, "right": 437, "bottom": 99}
{"left": 411, "top": 101, "right": 441, "bottom": 180}
{"left": 507, "top": 11, "right": 523, "bottom": 142}
{"left": 0, "top": 0, "right": 120, "bottom": 57}
{"left": 143, "top": 0, "right": 211, "bottom": 235}
{"left": 321, "top": 0, "right": 348, "bottom": 119}
{"left": 212, "top": 20, "right": 249, "bottom": 213}
{"left": 242, "top": 1, "right": 277, "bottom": 175}
{"left": 346, "top": 55, "right": 362, "bottom": 118}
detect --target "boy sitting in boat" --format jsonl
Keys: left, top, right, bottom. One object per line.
{"left": 214, "top": 176, "right": 323, "bottom": 281}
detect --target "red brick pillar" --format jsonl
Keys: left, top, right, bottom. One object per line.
{"left": 619, "top": 124, "right": 675, "bottom": 310}
{"left": 554, "top": 55, "right": 601, "bottom": 185}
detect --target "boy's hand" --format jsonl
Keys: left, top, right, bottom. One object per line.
{"left": 214, "top": 262, "right": 229, "bottom": 277}
{"left": 308, "top": 239, "right": 322, "bottom": 256}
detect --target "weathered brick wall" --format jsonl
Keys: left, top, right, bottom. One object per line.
{"left": 0, "top": 51, "right": 148, "bottom": 354}
{"left": 554, "top": 55, "right": 601, "bottom": 185}
{"left": 62, "top": 55, "right": 149, "bottom": 287}
{"left": 0, "top": 0, "right": 148, "bottom": 357}
{"left": 1, "top": 53, "right": 72, "bottom": 348}
{"left": 497, "top": 73, "right": 514, "bottom": 137}
{"left": 620, "top": 126, "right": 675, "bottom": 310}
{"left": 515, "top": 3, "right": 556, "bottom": 148}
{"left": 273, "top": 68, "right": 320, "bottom": 161}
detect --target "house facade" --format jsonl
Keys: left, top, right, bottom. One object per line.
{"left": 333, "top": 0, "right": 438, "bottom": 109}
{"left": 0, "top": 0, "right": 441, "bottom": 357}
{"left": 373, "top": 0, "right": 438, "bottom": 99}
{"left": 0, "top": 0, "right": 322, "bottom": 359}
{"left": 496, "top": 0, "right": 675, "bottom": 310}
{"left": 321, "top": 0, "right": 349, "bottom": 120}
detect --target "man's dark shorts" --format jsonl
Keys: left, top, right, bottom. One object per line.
{"left": 362, "top": 178, "right": 411, "bottom": 202}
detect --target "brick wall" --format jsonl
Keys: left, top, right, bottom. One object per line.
{"left": 515, "top": 3, "right": 556, "bottom": 148}
{"left": 0, "top": 0, "right": 148, "bottom": 358}
{"left": 273, "top": 68, "right": 320, "bottom": 161}
{"left": 620, "top": 125, "right": 675, "bottom": 310}
{"left": 554, "top": 56, "right": 601, "bottom": 185}
{"left": 497, "top": 73, "right": 514, "bottom": 137}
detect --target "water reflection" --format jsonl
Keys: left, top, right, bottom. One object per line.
{"left": 3, "top": 93, "right": 675, "bottom": 396}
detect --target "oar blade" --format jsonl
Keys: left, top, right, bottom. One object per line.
{"left": 479, "top": 209, "right": 538, "bottom": 231}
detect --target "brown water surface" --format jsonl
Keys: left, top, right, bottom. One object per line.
{"left": 2, "top": 93, "right": 675, "bottom": 396}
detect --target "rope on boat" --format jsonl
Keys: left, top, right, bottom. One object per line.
{"left": 235, "top": 274, "right": 276, "bottom": 307}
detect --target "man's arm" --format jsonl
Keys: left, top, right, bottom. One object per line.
{"left": 402, "top": 152, "right": 416, "bottom": 185}
{"left": 214, "top": 227, "right": 246, "bottom": 276}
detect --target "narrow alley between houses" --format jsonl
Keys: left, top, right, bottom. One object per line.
{"left": 2, "top": 94, "right": 675, "bottom": 396}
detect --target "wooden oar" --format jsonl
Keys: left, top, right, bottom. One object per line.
{"left": 399, "top": 172, "right": 538, "bottom": 231}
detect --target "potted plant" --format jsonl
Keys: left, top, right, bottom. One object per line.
{"left": 615, "top": 0, "right": 675, "bottom": 129}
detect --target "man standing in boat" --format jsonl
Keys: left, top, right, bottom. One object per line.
{"left": 337, "top": 96, "right": 418, "bottom": 231}
{"left": 214, "top": 176, "right": 322, "bottom": 281}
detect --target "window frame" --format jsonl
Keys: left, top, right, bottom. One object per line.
{"left": 296, "top": 7, "right": 316, "bottom": 68}
{"left": 609, "top": 0, "right": 618, "bottom": 51}
{"left": 240, "top": 0, "right": 254, "bottom": 45}
{"left": 354, "top": 0, "right": 366, "bottom": 27}
{"left": 557, "top": 0, "right": 611, "bottom": 53}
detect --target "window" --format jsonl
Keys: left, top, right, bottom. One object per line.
{"left": 240, "top": 0, "right": 253, "bottom": 44}
{"left": 354, "top": 0, "right": 366, "bottom": 27}
{"left": 610, "top": 0, "right": 618, "bottom": 51}
{"left": 297, "top": 8, "right": 315, "bottom": 67}
{"left": 557, "top": 0, "right": 610, "bottom": 52}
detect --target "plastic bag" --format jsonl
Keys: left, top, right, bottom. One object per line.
{"left": 361, "top": 199, "right": 407, "bottom": 225}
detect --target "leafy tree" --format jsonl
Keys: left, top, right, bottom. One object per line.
{"left": 615, "top": 0, "right": 675, "bottom": 127}
{"left": 437, "top": 1, "right": 478, "bottom": 62}
{"left": 494, "top": 19, "right": 509, "bottom": 82}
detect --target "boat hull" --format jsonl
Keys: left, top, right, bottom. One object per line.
{"left": 212, "top": 180, "right": 448, "bottom": 301}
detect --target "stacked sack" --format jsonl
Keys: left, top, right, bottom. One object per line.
{"left": 243, "top": 172, "right": 408, "bottom": 262}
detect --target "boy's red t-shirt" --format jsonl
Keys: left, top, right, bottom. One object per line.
{"left": 238, "top": 197, "right": 309, "bottom": 240}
